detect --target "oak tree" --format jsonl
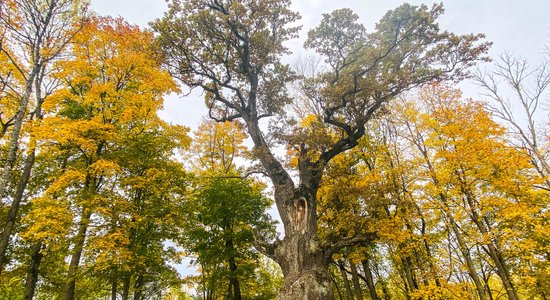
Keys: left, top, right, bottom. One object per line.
{"left": 153, "top": 1, "right": 489, "bottom": 298}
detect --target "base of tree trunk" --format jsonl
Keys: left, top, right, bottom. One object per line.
{"left": 277, "top": 268, "right": 333, "bottom": 300}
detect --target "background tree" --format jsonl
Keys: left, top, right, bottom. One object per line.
{"left": 16, "top": 16, "right": 186, "bottom": 300}
{"left": 320, "top": 85, "right": 548, "bottom": 300}
{"left": 0, "top": 0, "right": 89, "bottom": 273}
{"left": 475, "top": 53, "right": 550, "bottom": 189}
{"left": 185, "top": 120, "right": 280, "bottom": 300}
{"left": 153, "top": 1, "right": 489, "bottom": 298}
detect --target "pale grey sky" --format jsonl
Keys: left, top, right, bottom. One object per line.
{"left": 91, "top": 0, "right": 550, "bottom": 128}
{"left": 90, "top": 0, "right": 550, "bottom": 278}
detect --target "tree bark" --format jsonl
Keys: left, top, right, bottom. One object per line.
{"left": 0, "top": 62, "right": 46, "bottom": 273}
{"left": 361, "top": 259, "right": 379, "bottom": 300}
{"left": 23, "top": 242, "right": 43, "bottom": 300}
{"left": 0, "top": 65, "right": 39, "bottom": 201}
{"left": 350, "top": 261, "right": 364, "bottom": 300}
{"left": 459, "top": 185, "right": 518, "bottom": 300}
{"left": 133, "top": 275, "right": 143, "bottom": 300}
{"left": 64, "top": 208, "right": 92, "bottom": 300}
{"left": 338, "top": 261, "right": 353, "bottom": 300}
{"left": 111, "top": 279, "right": 117, "bottom": 300}
{"left": 401, "top": 255, "right": 418, "bottom": 298}
{"left": 0, "top": 149, "right": 36, "bottom": 272}
{"left": 331, "top": 269, "right": 344, "bottom": 300}
{"left": 228, "top": 259, "right": 241, "bottom": 300}
{"left": 121, "top": 274, "right": 131, "bottom": 300}
{"left": 274, "top": 232, "right": 333, "bottom": 300}
{"left": 447, "top": 215, "right": 488, "bottom": 300}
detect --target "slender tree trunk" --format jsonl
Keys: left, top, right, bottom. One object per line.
{"left": 111, "top": 279, "right": 117, "bottom": 300}
{"left": 23, "top": 242, "right": 43, "bottom": 300}
{"left": 133, "top": 275, "right": 143, "bottom": 300}
{"left": 339, "top": 261, "right": 353, "bottom": 300}
{"left": 0, "top": 66, "right": 39, "bottom": 201}
{"left": 415, "top": 206, "right": 441, "bottom": 288}
{"left": 380, "top": 279, "right": 391, "bottom": 300}
{"left": 482, "top": 273, "right": 495, "bottom": 300}
{"left": 64, "top": 208, "right": 92, "bottom": 300}
{"left": 330, "top": 269, "right": 344, "bottom": 300}
{"left": 0, "top": 66, "right": 46, "bottom": 273}
{"left": 361, "top": 260, "right": 379, "bottom": 300}
{"left": 411, "top": 133, "right": 488, "bottom": 299}
{"left": 121, "top": 274, "right": 131, "bottom": 300}
{"left": 0, "top": 149, "right": 36, "bottom": 273}
{"left": 447, "top": 215, "right": 488, "bottom": 300}
{"left": 422, "top": 237, "right": 441, "bottom": 287}
{"left": 401, "top": 255, "right": 418, "bottom": 299}
{"left": 224, "top": 236, "right": 241, "bottom": 300}
{"left": 461, "top": 188, "right": 519, "bottom": 300}
{"left": 350, "top": 261, "right": 364, "bottom": 300}
{"left": 483, "top": 243, "right": 518, "bottom": 300}
{"left": 228, "top": 257, "right": 241, "bottom": 300}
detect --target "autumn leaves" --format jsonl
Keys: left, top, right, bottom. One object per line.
{"left": 0, "top": 0, "right": 548, "bottom": 299}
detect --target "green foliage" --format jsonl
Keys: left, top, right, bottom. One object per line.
{"left": 153, "top": 0, "right": 300, "bottom": 120}
{"left": 2, "top": 1, "right": 547, "bottom": 299}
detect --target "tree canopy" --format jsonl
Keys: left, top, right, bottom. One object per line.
{"left": 0, "top": 1, "right": 547, "bottom": 300}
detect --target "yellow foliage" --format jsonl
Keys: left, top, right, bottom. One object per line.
{"left": 46, "top": 169, "right": 86, "bottom": 195}
{"left": 21, "top": 196, "right": 73, "bottom": 245}
{"left": 89, "top": 159, "right": 122, "bottom": 176}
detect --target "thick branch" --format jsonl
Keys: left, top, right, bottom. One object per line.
{"left": 325, "top": 233, "right": 378, "bottom": 258}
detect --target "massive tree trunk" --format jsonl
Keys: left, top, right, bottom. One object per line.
{"left": 247, "top": 121, "right": 334, "bottom": 299}
{"left": 272, "top": 193, "right": 332, "bottom": 300}
{"left": 274, "top": 233, "right": 333, "bottom": 299}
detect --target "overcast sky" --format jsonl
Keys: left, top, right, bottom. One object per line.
{"left": 90, "top": 0, "right": 550, "bottom": 277}
{"left": 91, "top": 0, "right": 550, "bottom": 129}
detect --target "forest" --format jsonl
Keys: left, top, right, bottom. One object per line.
{"left": 0, "top": 0, "right": 548, "bottom": 299}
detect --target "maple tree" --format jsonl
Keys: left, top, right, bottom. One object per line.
{"left": 408, "top": 86, "right": 546, "bottom": 300}
{"left": 153, "top": 1, "right": 489, "bottom": 298}
{"left": 16, "top": 16, "right": 186, "bottom": 300}
{"left": 0, "top": 0, "right": 89, "bottom": 273}
{"left": 0, "top": 1, "right": 546, "bottom": 299}
{"left": 184, "top": 120, "right": 280, "bottom": 300}
{"left": 317, "top": 85, "right": 548, "bottom": 300}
